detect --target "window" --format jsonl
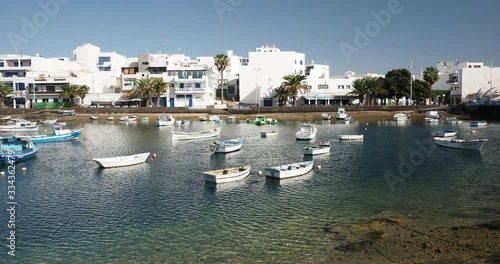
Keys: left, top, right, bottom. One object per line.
{"left": 228, "top": 85, "right": 235, "bottom": 94}
{"left": 142, "top": 62, "right": 149, "bottom": 65}
{"left": 194, "top": 82, "right": 201, "bottom": 89}
{"left": 99, "top": 67, "right": 111, "bottom": 71}
{"left": 179, "top": 83, "right": 184, "bottom": 89}
{"left": 0, "top": 60, "right": 4, "bottom": 67}
{"left": 346, "top": 85, "right": 351, "bottom": 89}
{"left": 15, "top": 83, "right": 26, "bottom": 91}
{"left": 46, "top": 86, "right": 56, "bottom": 93}
{"left": 338, "top": 85, "right": 344, "bottom": 89}
{"left": 318, "top": 84, "right": 329, "bottom": 89}
{"left": 300, "top": 60, "right": 303, "bottom": 65}
{"left": 53, "top": 98, "right": 58, "bottom": 103}
{"left": 124, "top": 79, "right": 135, "bottom": 86}
{"left": 98, "top": 57, "right": 111, "bottom": 64}
{"left": 122, "top": 68, "right": 137, "bottom": 74}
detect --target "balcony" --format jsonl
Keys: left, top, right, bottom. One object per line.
{"left": 175, "top": 88, "right": 206, "bottom": 94}
{"left": 446, "top": 79, "right": 458, "bottom": 84}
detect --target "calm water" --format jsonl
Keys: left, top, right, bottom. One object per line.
{"left": 1, "top": 117, "right": 499, "bottom": 263}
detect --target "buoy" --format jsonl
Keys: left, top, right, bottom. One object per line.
{"left": 317, "top": 165, "right": 322, "bottom": 170}
{"left": 258, "top": 171, "right": 263, "bottom": 176}
{"left": 0, "top": 171, "right": 5, "bottom": 176}
{"left": 152, "top": 153, "right": 158, "bottom": 159}
{"left": 21, "top": 167, "right": 27, "bottom": 172}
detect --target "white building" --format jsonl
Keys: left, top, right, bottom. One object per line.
{"left": 239, "top": 45, "right": 305, "bottom": 106}
{"left": 432, "top": 61, "right": 500, "bottom": 105}
{"left": 119, "top": 51, "right": 218, "bottom": 108}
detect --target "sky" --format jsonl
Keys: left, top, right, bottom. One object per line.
{"left": 1, "top": 0, "right": 499, "bottom": 76}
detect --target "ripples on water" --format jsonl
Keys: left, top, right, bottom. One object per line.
{"left": 0, "top": 118, "right": 499, "bottom": 263}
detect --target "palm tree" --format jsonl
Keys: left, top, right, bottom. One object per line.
{"left": 349, "top": 78, "right": 367, "bottom": 105}
{"left": 131, "top": 78, "right": 153, "bottom": 107}
{"left": 76, "top": 85, "right": 90, "bottom": 106}
{"left": 423, "top": 66, "right": 440, "bottom": 88}
{"left": 151, "top": 78, "right": 170, "bottom": 107}
{"left": 214, "top": 53, "right": 229, "bottom": 104}
{"left": 60, "top": 84, "right": 80, "bottom": 107}
{"left": 273, "top": 86, "right": 291, "bottom": 106}
{"left": 364, "top": 77, "right": 387, "bottom": 105}
{"left": 281, "top": 73, "right": 309, "bottom": 107}
{"left": 0, "top": 82, "right": 15, "bottom": 109}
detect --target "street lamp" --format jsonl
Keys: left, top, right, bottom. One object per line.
{"left": 408, "top": 60, "right": 415, "bottom": 105}
{"left": 253, "top": 68, "right": 261, "bottom": 108}
{"left": 183, "top": 70, "right": 187, "bottom": 107}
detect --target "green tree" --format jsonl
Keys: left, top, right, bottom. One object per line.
{"left": 281, "top": 73, "right": 309, "bottom": 107}
{"left": 349, "top": 78, "right": 367, "bottom": 105}
{"left": 412, "top": 80, "right": 431, "bottom": 105}
{"left": 131, "top": 78, "right": 153, "bottom": 107}
{"left": 384, "top": 69, "right": 411, "bottom": 105}
{"left": 60, "top": 84, "right": 80, "bottom": 107}
{"left": 272, "top": 86, "right": 291, "bottom": 106}
{"left": 214, "top": 53, "right": 229, "bottom": 104}
{"left": 0, "top": 82, "right": 15, "bottom": 109}
{"left": 423, "top": 66, "right": 440, "bottom": 88}
{"left": 76, "top": 85, "right": 90, "bottom": 106}
{"left": 364, "top": 77, "right": 387, "bottom": 105}
{"left": 151, "top": 78, "right": 170, "bottom": 107}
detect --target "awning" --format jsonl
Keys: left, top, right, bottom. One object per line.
{"left": 302, "top": 96, "right": 335, "bottom": 100}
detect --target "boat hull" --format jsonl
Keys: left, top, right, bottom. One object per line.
{"left": 431, "top": 130, "right": 457, "bottom": 137}
{"left": 93, "top": 152, "right": 150, "bottom": 168}
{"left": 203, "top": 166, "right": 251, "bottom": 183}
{"left": 433, "top": 137, "right": 487, "bottom": 151}
{"left": 303, "top": 146, "right": 330, "bottom": 155}
{"left": 172, "top": 128, "right": 222, "bottom": 141}
{"left": 29, "top": 129, "right": 84, "bottom": 143}
{"left": 339, "top": 135, "right": 364, "bottom": 141}
{"left": 0, "top": 138, "right": 39, "bottom": 165}
{"left": 264, "top": 161, "right": 314, "bottom": 179}
{"left": 209, "top": 139, "right": 243, "bottom": 153}
{"left": 260, "top": 131, "right": 278, "bottom": 137}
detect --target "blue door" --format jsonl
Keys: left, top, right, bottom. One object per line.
{"left": 189, "top": 98, "right": 193, "bottom": 108}
{"left": 169, "top": 98, "right": 175, "bottom": 107}
{"left": 160, "top": 97, "right": 167, "bottom": 107}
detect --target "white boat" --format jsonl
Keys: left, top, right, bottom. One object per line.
{"left": 119, "top": 116, "right": 129, "bottom": 122}
{"left": 157, "top": 114, "right": 175, "bottom": 126}
{"left": 208, "top": 115, "right": 220, "bottom": 121}
{"left": 0, "top": 116, "right": 11, "bottom": 120}
{"left": 209, "top": 138, "right": 243, "bottom": 153}
{"left": 295, "top": 124, "right": 317, "bottom": 140}
{"left": 203, "top": 165, "right": 251, "bottom": 183}
{"left": 227, "top": 116, "right": 237, "bottom": 121}
{"left": 90, "top": 116, "right": 98, "bottom": 120}
{"left": 304, "top": 142, "right": 331, "bottom": 155}
{"left": 199, "top": 116, "right": 208, "bottom": 121}
{"left": 41, "top": 118, "right": 58, "bottom": 124}
{"left": 470, "top": 120, "right": 487, "bottom": 127}
{"left": 425, "top": 117, "right": 440, "bottom": 123}
{"left": 175, "top": 120, "right": 190, "bottom": 126}
{"left": 339, "top": 134, "right": 364, "bottom": 141}
{"left": 107, "top": 116, "right": 114, "bottom": 121}
{"left": 335, "top": 107, "right": 348, "bottom": 120}
{"left": 93, "top": 152, "right": 151, "bottom": 168}
{"left": 433, "top": 137, "right": 488, "bottom": 151}
{"left": 445, "top": 117, "right": 462, "bottom": 124}
{"left": 393, "top": 113, "right": 410, "bottom": 121}
{"left": 431, "top": 130, "right": 458, "bottom": 137}
{"left": 0, "top": 119, "right": 39, "bottom": 132}
{"left": 172, "top": 127, "right": 222, "bottom": 141}
{"left": 260, "top": 131, "right": 278, "bottom": 137}
{"left": 264, "top": 160, "right": 314, "bottom": 179}
{"left": 128, "top": 115, "right": 138, "bottom": 121}
{"left": 425, "top": 111, "right": 440, "bottom": 119}
{"left": 321, "top": 113, "right": 331, "bottom": 120}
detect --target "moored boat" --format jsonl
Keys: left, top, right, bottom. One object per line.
{"left": 425, "top": 111, "right": 440, "bottom": 119}
{"left": 425, "top": 117, "right": 440, "bottom": 123}
{"left": 25, "top": 125, "right": 84, "bottom": 143}
{"left": 0, "top": 119, "right": 39, "bottom": 132}
{"left": 445, "top": 117, "right": 462, "bottom": 124}
{"left": 90, "top": 116, "right": 98, "bottom": 120}
{"left": 260, "top": 131, "right": 278, "bottom": 137}
{"left": 336, "top": 107, "right": 348, "bottom": 120}
{"left": 172, "top": 127, "right": 222, "bottom": 141}
{"left": 93, "top": 152, "right": 151, "bottom": 168}
{"left": 321, "top": 113, "right": 331, "bottom": 120}
{"left": 128, "top": 115, "right": 138, "bottom": 121}
{"left": 203, "top": 165, "right": 251, "bottom": 183}
{"left": 199, "top": 116, "right": 208, "bottom": 121}
{"left": 119, "top": 116, "right": 129, "bottom": 122}
{"left": 295, "top": 123, "right": 317, "bottom": 140}
{"left": 255, "top": 115, "right": 266, "bottom": 125}
{"left": 433, "top": 137, "right": 488, "bottom": 151}
{"left": 264, "top": 160, "right": 314, "bottom": 179}
{"left": 0, "top": 136, "right": 39, "bottom": 165}
{"left": 470, "top": 120, "right": 487, "bottom": 127}
{"left": 208, "top": 115, "right": 220, "bottom": 121}
{"left": 303, "top": 142, "right": 331, "bottom": 155}
{"left": 393, "top": 113, "right": 410, "bottom": 121}
{"left": 157, "top": 114, "right": 175, "bottom": 126}
{"left": 209, "top": 138, "right": 243, "bottom": 153}
{"left": 339, "top": 134, "right": 364, "bottom": 141}
{"left": 431, "top": 130, "right": 458, "bottom": 137}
